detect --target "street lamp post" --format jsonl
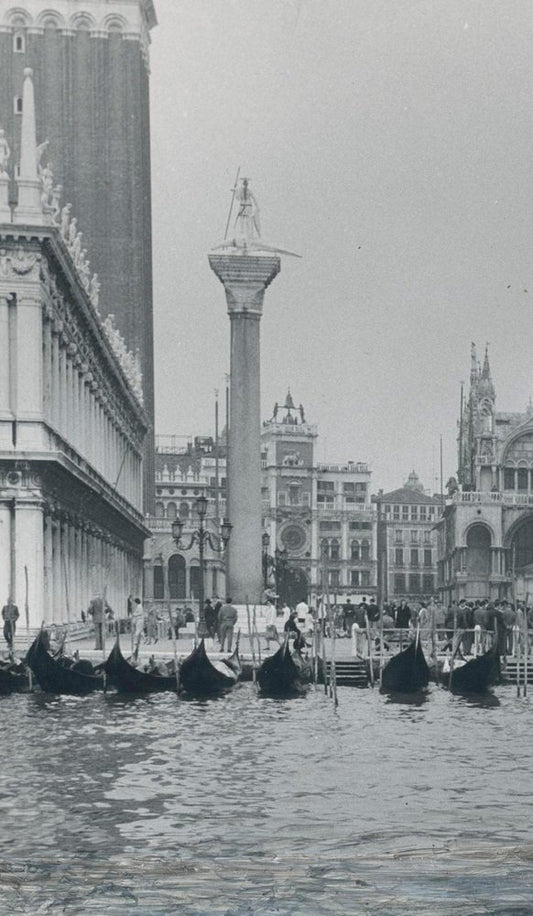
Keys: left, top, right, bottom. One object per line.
{"left": 171, "top": 495, "right": 232, "bottom": 637}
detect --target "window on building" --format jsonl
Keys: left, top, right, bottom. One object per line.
{"left": 419, "top": 506, "right": 427, "bottom": 520}
{"left": 410, "top": 549, "right": 419, "bottom": 567}
{"left": 190, "top": 565, "right": 200, "bottom": 599}
{"left": 355, "top": 482, "right": 367, "bottom": 493}
{"left": 320, "top": 521, "right": 341, "bottom": 531}
{"left": 153, "top": 565, "right": 164, "bottom": 599}
{"left": 168, "top": 554, "right": 186, "bottom": 599}
{"left": 302, "top": 492, "right": 311, "bottom": 506}
{"left": 278, "top": 493, "right": 286, "bottom": 505}
{"left": 330, "top": 539, "right": 340, "bottom": 561}
{"left": 14, "top": 32, "right": 25, "bottom": 53}
{"left": 328, "top": 569, "right": 340, "bottom": 587}
{"left": 361, "top": 540, "right": 370, "bottom": 560}
{"left": 410, "top": 506, "right": 418, "bottom": 520}
{"left": 422, "top": 574, "right": 434, "bottom": 594}
{"left": 394, "top": 529, "right": 403, "bottom": 543}
{"left": 393, "top": 506, "right": 400, "bottom": 519}
{"left": 14, "top": 97, "right": 23, "bottom": 114}
{"left": 409, "top": 574, "right": 421, "bottom": 594}
{"left": 428, "top": 507, "right": 435, "bottom": 517}
{"left": 179, "top": 501, "right": 190, "bottom": 518}
{"left": 289, "top": 486, "right": 300, "bottom": 505}
{"left": 410, "top": 530, "right": 419, "bottom": 543}
{"left": 321, "top": 539, "right": 330, "bottom": 560}
{"left": 518, "top": 467, "right": 529, "bottom": 491}
{"left": 385, "top": 505, "right": 391, "bottom": 514}
{"left": 424, "top": 530, "right": 431, "bottom": 544}
{"left": 361, "top": 570, "right": 370, "bottom": 587}
{"left": 318, "top": 480, "right": 335, "bottom": 491}
{"left": 395, "top": 548, "right": 404, "bottom": 566}
{"left": 402, "top": 506, "right": 409, "bottom": 519}
{"left": 167, "top": 501, "right": 177, "bottom": 520}
{"left": 343, "top": 482, "right": 355, "bottom": 493}
{"left": 504, "top": 468, "right": 515, "bottom": 490}
{"left": 350, "top": 570, "right": 360, "bottom": 587}
{"left": 394, "top": 573, "right": 406, "bottom": 594}
{"left": 351, "top": 540, "right": 360, "bottom": 561}
{"left": 155, "top": 501, "right": 165, "bottom": 518}
{"left": 424, "top": 549, "right": 432, "bottom": 568}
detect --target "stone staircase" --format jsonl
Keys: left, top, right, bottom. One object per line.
{"left": 325, "top": 658, "right": 369, "bottom": 688}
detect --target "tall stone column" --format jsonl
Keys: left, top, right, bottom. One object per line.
{"left": 208, "top": 254, "right": 280, "bottom": 604}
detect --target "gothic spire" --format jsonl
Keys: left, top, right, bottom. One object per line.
{"left": 478, "top": 343, "right": 495, "bottom": 400}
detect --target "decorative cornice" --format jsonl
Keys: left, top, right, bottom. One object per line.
{"left": 0, "top": 1, "right": 156, "bottom": 61}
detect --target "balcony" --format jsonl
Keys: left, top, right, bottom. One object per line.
{"left": 452, "top": 491, "right": 533, "bottom": 508}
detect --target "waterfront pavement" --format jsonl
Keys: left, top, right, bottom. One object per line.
{"left": 66, "top": 625, "right": 357, "bottom": 664}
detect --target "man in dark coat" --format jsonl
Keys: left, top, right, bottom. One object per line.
{"left": 2, "top": 597, "right": 19, "bottom": 649}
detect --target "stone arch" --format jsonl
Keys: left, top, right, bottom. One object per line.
{"left": 36, "top": 9, "right": 66, "bottom": 29}
{"left": 69, "top": 12, "right": 97, "bottom": 31}
{"left": 179, "top": 501, "right": 190, "bottom": 519}
{"left": 168, "top": 553, "right": 186, "bottom": 600}
{"left": 465, "top": 523, "right": 491, "bottom": 576}
{"left": 166, "top": 501, "right": 177, "bottom": 520}
{"left": 505, "top": 513, "right": 533, "bottom": 571}
{"left": 4, "top": 7, "right": 32, "bottom": 27}
{"left": 502, "top": 426, "right": 533, "bottom": 468}
{"left": 101, "top": 13, "right": 128, "bottom": 34}
{"left": 462, "top": 519, "right": 496, "bottom": 547}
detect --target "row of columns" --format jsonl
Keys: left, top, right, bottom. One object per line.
{"left": 42, "top": 316, "right": 142, "bottom": 510}
{"left": 43, "top": 511, "right": 141, "bottom": 625}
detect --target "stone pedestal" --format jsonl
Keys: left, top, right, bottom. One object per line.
{"left": 209, "top": 253, "right": 280, "bottom": 604}
{"left": 0, "top": 175, "right": 11, "bottom": 223}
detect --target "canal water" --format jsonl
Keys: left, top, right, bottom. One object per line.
{"left": 1, "top": 683, "right": 533, "bottom": 915}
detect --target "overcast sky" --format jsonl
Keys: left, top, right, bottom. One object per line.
{"left": 149, "top": 0, "right": 533, "bottom": 494}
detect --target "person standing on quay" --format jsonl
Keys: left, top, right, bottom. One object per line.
{"left": 87, "top": 597, "right": 105, "bottom": 650}
{"left": 2, "top": 597, "right": 19, "bottom": 650}
{"left": 219, "top": 598, "right": 238, "bottom": 652}
{"left": 264, "top": 599, "right": 280, "bottom": 650}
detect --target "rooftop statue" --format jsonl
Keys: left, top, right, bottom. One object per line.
{"left": 234, "top": 177, "right": 261, "bottom": 243}
{"left": 212, "top": 173, "right": 301, "bottom": 258}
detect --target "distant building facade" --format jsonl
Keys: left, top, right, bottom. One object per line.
{"left": 0, "top": 72, "right": 148, "bottom": 630}
{"left": 437, "top": 344, "right": 533, "bottom": 603}
{"left": 145, "top": 393, "right": 377, "bottom": 609}
{"left": 375, "top": 472, "right": 442, "bottom": 605}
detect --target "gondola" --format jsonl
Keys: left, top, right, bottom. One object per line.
{"left": 104, "top": 638, "right": 177, "bottom": 693}
{"left": 441, "top": 646, "right": 500, "bottom": 694}
{"left": 257, "top": 639, "right": 308, "bottom": 697}
{"left": 381, "top": 636, "right": 430, "bottom": 693}
{"left": 179, "top": 639, "right": 238, "bottom": 696}
{"left": 27, "top": 630, "right": 104, "bottom": 695}
{"left": 0, "top": 658, "right": 30, "bottom": 694}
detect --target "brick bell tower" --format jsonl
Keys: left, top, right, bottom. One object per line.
{"left": 0, "top": 0, "right": 157, "bottom": 511}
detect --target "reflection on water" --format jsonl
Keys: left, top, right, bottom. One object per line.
{"left": 1, "top": 684, "right": 533, "bottom": 914}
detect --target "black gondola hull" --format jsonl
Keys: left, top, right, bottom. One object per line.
{"left": 441, "top": 650, "right": 500, "bottom": 694}
{"left": 27, "top": 632, "right": 104, "bottom": 695}
{"left": 381, "top": 640, "right": 430, "bottom": 693}
{"left": 257, "top": 644, "right": 307, "bottom": 697}
{"left": 104, "top": 639, "right": 177, "bottom": 693}
{"left": 0, "top": 662, "right": 30, "bottom": 694}
{"left": 179, "top": 640, "right": 238, "bottom": 696}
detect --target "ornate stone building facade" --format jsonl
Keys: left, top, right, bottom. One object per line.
{"left": 437, "top": 343, "right": 533, "bottom": 603}
{"left": 374, "top": 472, "right": 442, "bottom": 605}
{"left": 145, "top": 394, "right": 377, "bottom": 609}
{"left": 0, "top": 0, "right": 157, "bottom": 510}
{"left": 0, "top": 71, "right": 148, "bottom": 630}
